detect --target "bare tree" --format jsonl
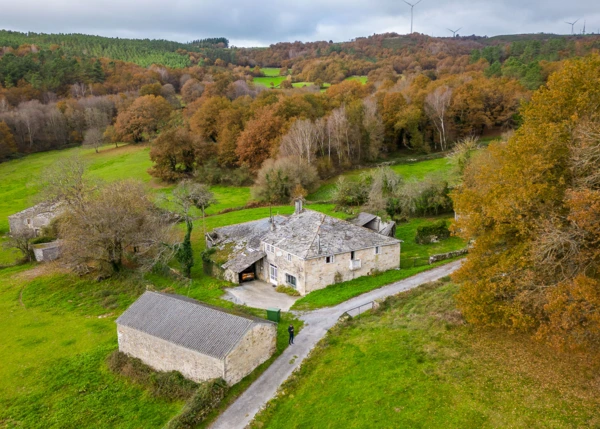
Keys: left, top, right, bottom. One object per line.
{"left": 39, "top": 156, "right": 91, "bottom": 210}
{"left": 3, "top": 229, "right": 35, "bottom": 263}
{"left": 362, "top": 98, "right": 385, "bottom": 160}
{"left": 59, "top": 180, "right": 174, "bottom": 275}
{"left": 83, "top": 128, "right": 104, "bottom": 153}
{"left": 16, "top": 101, "right": 44, "bottom": 150}
{"left": 46, "top": 105, "right": 69, "bottom": 146}
{"left": 169, "top": 180, "right": 216, "bottom": 277}
{"left": 425, "top": 86, "right": 453, "bottom": 151}
{"left": 328, "top": 106, "right": 350, "bottom": 164}
{"left": 280, "top": 119, "right": 318, "bottom": 164}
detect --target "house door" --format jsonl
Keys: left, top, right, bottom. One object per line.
{"left": 269, "top": 264, "right": 278, "bottom": 285}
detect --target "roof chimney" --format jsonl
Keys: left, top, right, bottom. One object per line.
{"left": 294, "top": 198, "right": 303, "bottom": 215}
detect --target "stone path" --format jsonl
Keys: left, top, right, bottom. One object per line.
{"left": 210, "top": 260, "right": 462, "bottom": 429}
{"left": 224, "top": 280, "right": 300, "bottom": 311}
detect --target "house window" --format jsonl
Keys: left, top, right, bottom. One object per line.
{"left": 285, "top": 273, "right": 297, "bottom": 289}
{"left": 26, "top": 218, "right": 31, "bottom": 225}
{"left": 351, "top": 251, "right": 356, "bottom": 260}
{"left": 375, "top": 246, "right": 381, "bottom": 255}
{"left": 266, "top": 244, "right": 274, "bottom": 253}
{"left": 325, "top": 255, "right": 334, "bottom": 264}
{"left": 287, "top": 253, "right": 292, "bottom": 262}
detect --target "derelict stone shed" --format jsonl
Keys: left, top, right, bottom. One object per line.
{"left": 116, "top": 292, "right": 277, "bottom": 385}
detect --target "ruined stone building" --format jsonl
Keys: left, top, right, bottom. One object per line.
{"left": 8, "top": 202, "right": 62, "bottom": 237}
{"left": 205, "top": 201, "right": 401, "bottom": 295}
{"left": 116, "top": 292, "right": 277, "bottom": 385}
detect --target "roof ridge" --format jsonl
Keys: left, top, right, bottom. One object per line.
{"left": 303, "top": 211, "right": 326, "bottom": 259}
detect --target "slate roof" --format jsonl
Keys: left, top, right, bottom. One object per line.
{"left": 350, "top": 212, "right": 378, "bottom": 227}
{"left": 208, "top": 216, "right": 287, "bottom": 250}
{"left": 222, "top": 250, "right": 267, "bottom": 274}
{"left": 8, "top": 201, "right": 61, "bottom": 219}
{"left": 261, "top": 209, "right": 400, "bottom": 259}
{"left": 116, "top": 292, "right": 274, "bottom": 360}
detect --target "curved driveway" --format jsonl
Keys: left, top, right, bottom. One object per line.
{"left": 210, "top": 260, "right": 463, "bottom": 429}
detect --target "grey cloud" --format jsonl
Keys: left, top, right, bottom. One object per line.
{"left": 1, "top": 0, "right": 599, "bottom": 46}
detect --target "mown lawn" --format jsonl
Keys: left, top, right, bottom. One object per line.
{"left": 254, "top": 280, "right": 600, "bottom": 429}
{"left": 261, "top": 67, "right": 282, "bottom": 77}
{"left": 308, "top": 156, "right": 455, "bottom": 201}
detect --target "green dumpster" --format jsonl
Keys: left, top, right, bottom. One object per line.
{"left": 266, "top": 307, "right": 281, "bottom": 323}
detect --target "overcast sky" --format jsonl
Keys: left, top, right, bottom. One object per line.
{"left": 1, "top": 1, "right": 599, "bottom": 47}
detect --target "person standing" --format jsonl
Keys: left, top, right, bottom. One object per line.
{"left": 288, "top": 324, "right": 295, "bottom": 345}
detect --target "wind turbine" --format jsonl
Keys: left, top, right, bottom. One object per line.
{"left": 447, "top": 27, "right": 462, "bottom": 38}
{"left": 403, "top": 0, "right": 423, "bottom": 34}
{"left": 565, "top": 19, "right": 580, "bottom": 35}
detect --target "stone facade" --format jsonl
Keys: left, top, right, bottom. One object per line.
{"left": 32, "top": 241, "right": 61, "bottom": 262}
{"left": 257, "top": 242, "right": 400, "bottom": 295}
{"left": 8, "top": 202, "right": 61, "bottom": 237}
{"left": 117, "top": 325, "right": 225, "bottom": 383}
{"left": 116, "top": 292, "right": 278, "bottom": 386}
{"left": 224, "top": 323, "right": 277, "bottom": 385}
{"left": 303, "top": 243, "right": 400, "bottom": 294}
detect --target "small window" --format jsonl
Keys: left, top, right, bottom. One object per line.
{"left": 375, "top": 246, "right": 381, "bottom": 255}
{"left": 285, "top": 273, "right": 297, "bottom": 288}
{"left": 351, "top": 251, "right": 356, "bottom": 260}
{"left": 266, "top": 244, "right": 274, "bottom": 253}
{"left": 287, "top": 253, "right": 292, "bottom": 262}
{"left": 26, "top": 218, "right": 31, "bottom": 225}
{"left": 325, "top": 255, "right": 334, "bottom": 264}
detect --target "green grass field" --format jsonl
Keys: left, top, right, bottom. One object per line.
{"left": 254, "top": 280, "right": 600, "bottom": 428}
{"left": 261, "top": 67, "right": 282, "bottom": 77}
{"left": 345, "top": 75, "right": 368, "bottom": 84}
{"left": 0, "top": 144, "right": 251, "bottom": 264}
{"left": 308, "top": 156, "right": 455, "bottom": 201}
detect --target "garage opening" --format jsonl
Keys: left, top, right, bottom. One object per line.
{"left": 239, "top": 264, "right": 256, "bottom": 283}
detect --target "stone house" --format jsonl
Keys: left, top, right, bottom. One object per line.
{"left": 116, "top": 291, "right": 277, "bottom": 385}
{"left": 206, "top": 201, "right": 401, "bottom": 295}
{"left": 8, "top": 202, "right": 62, "bottom": 237}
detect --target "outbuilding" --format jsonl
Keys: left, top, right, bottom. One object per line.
{"left": 116, "top": 291, "right": 277, "bottom": 385}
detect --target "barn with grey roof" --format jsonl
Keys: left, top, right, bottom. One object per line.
{"left": 116, "top": 292, "right": 277, "bottom": 385}
{"left": 205, "top": 200, "right": 401, "bottom": 295}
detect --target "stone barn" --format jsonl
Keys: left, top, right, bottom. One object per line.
{"left": 8, "top": 202, "right": 62, "bottom": 237}
{"left": 116, "top": 292, "right": 277, "bottom": 385}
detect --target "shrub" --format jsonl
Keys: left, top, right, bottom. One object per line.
{"left": 107, "top": 351, "right": 197, "bottom": 400}
{"left": 415, "top": 220, "right": 450, "bottom": 244}
{"left": 30, "top": 236, "right": 55, "bottom": 245}
{"left": 276, "top": 285, "right": 301, "bottom": 296}
{"left": 252, "top": 157, "right": 319, "bottom": 204}
{"left": 167, "top": 378, "right": 229, "bottom": 429}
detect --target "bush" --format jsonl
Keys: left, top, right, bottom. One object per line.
{"left": 415, "top": 220, "right": 450, "bottom": 244}
{"left": 30, "top": 236, "right": 55, "bottom": 245}
{"left": 107, "top": 351, "right": 198, "bottom": 400}
{"left": 276, "top": 285, "right": 301, "bottom": 296}
{"left": 252, "top": 157, "right": 319, "bottom": 204}
{"left": 167, "top": 378, "right": 229, "bottom": 429}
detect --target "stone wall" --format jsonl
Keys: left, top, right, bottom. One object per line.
{"left": 304, "top": 243, "right": 401, "bottom": 294}
{"left": 224, "top": 323, "right": 277, "bottom": 385}
{"left": 32, "top": 242, "right": 60, "bottom": 262}
{"left": 8, "top": 204, "right": 60, "bottom": 236}
{"left": 117, "top": 325, "right": 225, "bottom": 383}
{"left": 428, "top": 248, "right": 468, "bottom": 264}
{"left": 260, "top": 246, "right": 307, "bottom": 294}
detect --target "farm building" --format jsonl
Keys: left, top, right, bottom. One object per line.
{"left": 116, "top": 292, "right": 277, "bottom": 385}
{"left": 205, "top": 200, "right": 401, "bottom": 295}
{"left": 8, "top": 202, "right": 62, "bottom": 237}
{"left": 350, "top": 212, "right": 397, "bottom": 237}
{"left": 32, "top": 241, "right": 61, "bottom": 262}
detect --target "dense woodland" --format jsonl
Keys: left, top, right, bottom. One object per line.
{"left": 1, "top": 30, "right": 600, "bottom": 353}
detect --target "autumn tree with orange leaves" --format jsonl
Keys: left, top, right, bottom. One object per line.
{"left": 451, "top": 55, "right": 600, "bottom": 352}
{"left": 114, "top": 95, "right": 173, "bottom": 143}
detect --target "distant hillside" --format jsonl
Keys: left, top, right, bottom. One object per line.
{"left": 0, "top": 30, "right": 228, "bottom": 68}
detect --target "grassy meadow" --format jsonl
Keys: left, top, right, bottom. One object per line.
{"left": 254, "top": 280, "right": 600, "bottom": 429}
{"left": 0, "top": 142, "right": 466, "bottom": 427}
{"left": 308, "top": 156, "right": 456, "bottom": 201}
